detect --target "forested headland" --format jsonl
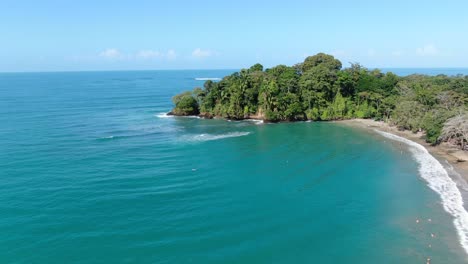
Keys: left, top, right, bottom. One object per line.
{"left": 170, "top": 53, "right": 468, "bottom": 149}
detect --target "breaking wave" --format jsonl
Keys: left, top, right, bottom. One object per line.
{"left": 155, "top": 112, "right": 171, "bottom": 118}
{"left": 375, "top": 130, "right": 468, "bottom": 255}
{"left": 155, "top": 113, "right": 201, "bottom": 119}
{"left": 244, "top": 119, "right": 264, "bottom": 125}
{"left": 183, "top": 132, "right": 250, "bottom": 142}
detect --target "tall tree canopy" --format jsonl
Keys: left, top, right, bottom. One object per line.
{"left": 171, "top": 53, "right": 468, "bottom": 149}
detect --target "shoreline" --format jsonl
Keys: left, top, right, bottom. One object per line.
{"left": 165, "top": 112, "right": 468, "bottom": 179}
{"left": 339, "top": 119, "right": 468, "bottom": 258}
{"left": 162, "top": 112, "right": 468, "bottom": 256}
{"left": 338, "top": 118, "right": 468, "bottom": 181}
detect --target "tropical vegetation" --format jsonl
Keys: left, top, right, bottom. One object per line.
{"left": 170, "top": 53, "right": 468, "bottom": 149}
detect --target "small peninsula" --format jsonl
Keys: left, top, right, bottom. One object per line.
{"left": 170, "top": 53, "right": 468, "bottom": 150}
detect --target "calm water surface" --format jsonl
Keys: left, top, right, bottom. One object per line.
{"left": 0, "top": 70, "right": 466, "bottom": 263}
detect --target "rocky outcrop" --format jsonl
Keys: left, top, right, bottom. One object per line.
{"left": 198, "top": 112, "right": 214, "bottom": 119}
{"left": 167, "top": 110, "right": 198, "bottom": 116}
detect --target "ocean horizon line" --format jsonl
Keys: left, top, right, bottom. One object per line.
{"left": 1, "top": 67, "right": 468, "bottom": 75}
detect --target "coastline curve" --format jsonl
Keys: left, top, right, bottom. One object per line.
{"left": 375, "top": 130, "right": 468, "bottom": 256}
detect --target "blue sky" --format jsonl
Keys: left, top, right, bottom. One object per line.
{"left": 1, "top": 0, "right": 467, "bottom": 72}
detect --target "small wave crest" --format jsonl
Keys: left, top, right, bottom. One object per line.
{"left": 155, "top": 113, "right": 201, "bottom": 119}
{"left": 155, "top": 112, "right": 172, "bottom": 118}
{"left": 183, "top": 132, "right": 250, "bottom": 142}
{"left": 375, "top": 130, "right": 468, "bottom": 255}
{"left": 99, "top": 136, "right": 115, "bottom": 140}
{"left": 244, "top": 119, "right": 264, "bottom": 125}
{"left": 195, "top": 77, "right": 222, "bottom": 81}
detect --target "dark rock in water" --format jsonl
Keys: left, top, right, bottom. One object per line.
{"left": 168, "top": 109, "right": 199, "bottom": 116}
{"left": 167, "top": 111, "right": 184, "bottom": 116}
{"left": 199, "top": 112, "right": 214, "bottom": 119}
{"left": 227, "top": 116, "right": 245, "bottom": 121}
{"left": 263, "top": 119, "right": 278, "bottom": 124}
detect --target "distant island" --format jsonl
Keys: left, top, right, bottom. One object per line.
{"left": 170, "top": 53, "right": 467, "bottom": 150}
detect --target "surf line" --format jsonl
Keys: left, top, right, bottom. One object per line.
{"left": 375, "top": 129, "right": 468, "bottom": 256}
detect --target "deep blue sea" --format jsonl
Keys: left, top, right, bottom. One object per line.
{"left": 1, "top": 69, "right": 468, "bottom": 263}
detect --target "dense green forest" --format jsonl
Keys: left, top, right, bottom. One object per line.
{"left": 171, "top": 53, "right": 468, "bottom": 149}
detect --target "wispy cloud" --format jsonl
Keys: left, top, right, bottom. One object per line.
{"left": 136, "top": 50, "right": 161, "bottom": 59}
{"left": 98, "top": 49, "right": 177, "bottom": 61}
{"left": 99, "top": 48, "right": 123, "bottom": 59}
{"left": 192, "top": 48, "right": 215, "bottom": 58}
{"left": 416, "top": 44, "right": 438, "bottom": 56}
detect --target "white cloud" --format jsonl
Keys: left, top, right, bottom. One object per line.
{"left": 416, "top": 44, "right": 438, "bottom": 56}
{"left": 99, "top": 48, "right": 122, "bottom": 59}
{"left": 136, "top": 50, "right": 161, "bottom": 59}
{"left": 136, "top": 49, "right": 177, "bottom": 60}
{"left": 192, "top": 48, "right": 214, "bottom": 58}
{"left": 98, "top": 49, "right": 178, "bottom": 61}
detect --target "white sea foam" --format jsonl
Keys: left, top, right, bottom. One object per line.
{"left": 155, "top": 112, "right": 201, "bottom": 119}
{"left": 185, "top": 132, "right": 250, "bottom": 142}
{"left": 375, "top": 130, "right": 468, "bottom": 255}
{"left": 155, "top": 112, "right": 171, "bottom": 118}
{"left": 244, "top": 119, "right": 264, "bottom": 125}
{"left": 99, "top": 135, "right": 115, "bottom": 140}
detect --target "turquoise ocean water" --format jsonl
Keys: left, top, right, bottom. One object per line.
{"left": 1, "top": 70, "right": 468, "bottom": 263}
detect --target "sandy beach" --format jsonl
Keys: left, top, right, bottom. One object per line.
{"left": 339, "top": 119, "right": 468, "bottom": 180}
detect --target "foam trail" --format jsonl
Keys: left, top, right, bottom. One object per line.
{"left": 98, "top": 136, "right": 115, "bottom": 140}
{"left": 375, "top": 130, "right": 468, "bottom": 255}
{"left": 184, "top": 132, "right": 250, "bottom": 142}
{"left": 156, "top": 113, "right": 201, "bottom": 119}
{"left": 244, "top": 119, "right": 264, "bottom": 125}
{"left": 195, "top": 77, "right": 222, "bottom": 81}
{"left": 155, "top": 112, "right": 171, "bottom": 118}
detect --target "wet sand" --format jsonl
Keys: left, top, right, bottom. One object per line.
{"left": 339, "top": 119, "right": 468, "bottom": 180}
